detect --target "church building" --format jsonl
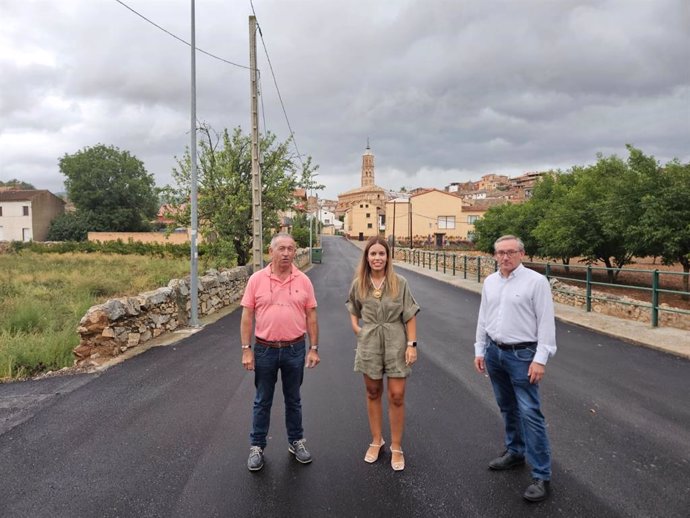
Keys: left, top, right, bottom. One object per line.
{"left": 336, "top": 143, "right": 389, "bottom": 240}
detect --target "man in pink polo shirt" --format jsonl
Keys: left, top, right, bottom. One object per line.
{"left": 240, "top": 232, "right": 320, "bottom": 472}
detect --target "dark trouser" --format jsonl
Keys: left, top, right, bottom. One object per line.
{"left": 250, "top": 341, "right": 306, "bottom": 448}
{"left": 485, "top": 340, "right": 551, "bottom": 480}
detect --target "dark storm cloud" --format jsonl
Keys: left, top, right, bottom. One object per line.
{"left": 0, "top": 0, "right": 688, "bottom": 198}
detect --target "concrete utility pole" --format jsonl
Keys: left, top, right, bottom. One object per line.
{"left": 249, "top": 15, "right": 263, "bottom": 271}
{"left": 189, "top": 0, "right": 199, "bottom": 327}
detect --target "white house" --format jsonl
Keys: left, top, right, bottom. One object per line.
{"left": 0, "top": 190, "right": 66, "bottom": 241}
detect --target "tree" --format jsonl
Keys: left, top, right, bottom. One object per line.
{"left": 0, "top": 179, "right": 36, "bottom": 189}
{"left": 59, "top": 144, "right": 158, "bottom": 232}
{"left": 638, "top": 159, "right": 690, "bottom": 296}
{"left": 473, "top": 202, "right": 538, "bottom": 257}
{"left": 532, "top": 172, "right": 583, "bottom": 266}
{"left": 166, "top": 125, "right": 320, "bottom": 266}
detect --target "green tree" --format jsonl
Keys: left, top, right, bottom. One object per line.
{"left": 473, "top": 202, "right": 539, "bottom": 257}
{"left": 59, "top": 144, "right": 158, "bottom": 231}
{"left": 0, "top": 179, "right": 35, "bottom": 189}
{"left": 638, "top": 159, "right": 690, "bottom": 296}
{"left": 166, "top": 125, "right": 320, "bottom": 266}
{"left": 532, "top": 172, "right": 583, "bottom": 266}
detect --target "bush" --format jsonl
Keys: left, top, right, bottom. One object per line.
{"left": 46, "top": 212, "right": 90, "bottom": 241}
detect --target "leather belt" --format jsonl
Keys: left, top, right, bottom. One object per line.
{"left": 490, "top": 338, "right": 536, "bottom": 351}
{"left": 255, "top": 335, "right": 305, "bottom": 348}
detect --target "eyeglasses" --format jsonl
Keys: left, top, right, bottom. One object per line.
{"left": 494, "top": 250, "right": 521, "bottom": 258}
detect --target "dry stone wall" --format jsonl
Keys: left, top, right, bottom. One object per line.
{"left": 550, "top": 279, "right": 689, "bottom": 331}
{"left": 74, "top": 248, "right": 310, "bottom": 367}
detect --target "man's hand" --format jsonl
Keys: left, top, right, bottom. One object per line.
{"left": 474, "top": 356, "right": 485, "bottom": 373}
{"left": 242, "top": 349, "right": 255, "bottom": 371}
{"left": 306, "top": 349, "right": 320, "bottom": 369}
{"left": 528, "top": 361, "right": 545, "bottom": 384}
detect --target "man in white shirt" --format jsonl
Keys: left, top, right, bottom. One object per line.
{"left": 474, "top": 235, "right": 557, "bottom": 502}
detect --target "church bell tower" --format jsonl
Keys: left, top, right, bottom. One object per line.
{"left": 361, "top": 139, "right": 375, "bottom": 187}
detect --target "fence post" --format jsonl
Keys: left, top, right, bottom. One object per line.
{"left": 435, "top": 252, "right": 439, "bottom": 272}
{"left": 443, "top": 252, "right": 446, "bottom": 274}
{"left": 464, "top": 255, "right": 467, "bottom": 279}
{"left": 452, "top": 254, "right": 456, "bottom": 276}
{"left": 545, "top": 263, "right": 551, "bottom": 279}
{"left": 494, "top": 259, "right": 498, "bottom": 272}
{"left": 477, "top": 256, "right": 481, "bottom": 283}
{"left": 586, "top": 266, "right": 592, "bottom": 312}
{"left": 652, "top": 269, "right": 659, "bottom": 327}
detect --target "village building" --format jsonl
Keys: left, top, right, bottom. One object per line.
{"left": 384, "top": 189, "right": 490, "bottom": 247}
{"left": 336, "top": 143, "right": 389, "bottom": 240}
{"left": 0, "top": 189, "right": 65, "bottom": 241}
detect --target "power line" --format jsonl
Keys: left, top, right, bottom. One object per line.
{"left": 249, "top": 0, "right": 305, "bottom": 170}
{"left": 114, "top": 0, "right": 250, "bottom": 70}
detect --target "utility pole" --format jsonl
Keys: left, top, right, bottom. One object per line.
{"left": 391, "top": 199, "right": 397, "bottom": 258}
{"left": 249, "top": 16, "right": 263, "bottom": 271}
{"left": 408, "top": 198, "right": 412, "bottom": 249}
{"left": 189, "top": 0, "right": 199, "bottom": 327}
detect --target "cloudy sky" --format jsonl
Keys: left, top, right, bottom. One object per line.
{"left": 1, "top": 0, "right": 688, "bottom": 200}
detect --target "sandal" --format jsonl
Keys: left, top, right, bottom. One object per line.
{"left": 364, "top": 439, "right": 386, "bottom": 463}
{"left": 391, "top": 448, "right": 405, "bottom": 471}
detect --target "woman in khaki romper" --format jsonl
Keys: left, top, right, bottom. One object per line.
{"left": 346, "top": 236, "right": 420, "bottom": 471}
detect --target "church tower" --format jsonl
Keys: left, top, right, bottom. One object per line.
{"left": 361, "top": 140, "right": 375, "bottom": 187}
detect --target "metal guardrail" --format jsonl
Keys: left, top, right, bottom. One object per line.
{"left": 399, "top": 248, "right": 690, "bottom": 328}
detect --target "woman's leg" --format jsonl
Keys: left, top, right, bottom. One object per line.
{"left": 388, "top": 377, "right": 407, "bottom": 465}
{"left": 364, "top": 374, "right": 384, "bottom": 446}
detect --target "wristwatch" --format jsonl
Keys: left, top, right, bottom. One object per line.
{"left": 310, "top": 345, "right": 319, "bottom": 351}
{"left": 407, "top": 341, "right": 417, "bottom": 347}
{"left": 241, "top": 344, "right": 251, "bottom": 350}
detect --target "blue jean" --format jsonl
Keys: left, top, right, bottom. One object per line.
{"left": 250, "top": 341, "right": 306, "bottom": 448}
{"left": 485, "top": 340, "right": 551, "bottom": 480}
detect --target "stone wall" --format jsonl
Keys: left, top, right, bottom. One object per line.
{"left": 74, "top": 248, "right": 311, "bottom": 367}
{"left": 550, "top": 279, "right": 689, "bottom": 331}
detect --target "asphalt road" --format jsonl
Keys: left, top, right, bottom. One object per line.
{"left": 1, "top": 235, "right": 688, "bottom": 517}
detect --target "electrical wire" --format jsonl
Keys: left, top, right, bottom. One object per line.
{"left": 116, "top": 0, "right": 307, "bottom": 171}
{"left": 249, "top": 0, "right": 305, "bottom": 170}
{"left": 114, "top": 0, "right": 250, "bottom": 70}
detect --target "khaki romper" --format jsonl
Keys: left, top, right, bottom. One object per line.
{"left": 346, "top": 274, "right": 420, "bottom": 379}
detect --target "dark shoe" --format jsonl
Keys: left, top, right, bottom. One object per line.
{"left": 523, "top": 478, "right": 550, "bottom": 502}
{"left": 488, "top": 450, "right": 525, "bottom": 470}
{"left": 288, "top": 439, "right": 312, "bottom": 464}
{"left": 247, "top": 446, "right": 264, "bottom": 471}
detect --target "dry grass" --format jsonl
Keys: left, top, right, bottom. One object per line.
{"left": 0, "top": 252, "right": 193, "bottom": 380}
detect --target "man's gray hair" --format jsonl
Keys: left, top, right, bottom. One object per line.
{"left": 270, "top": 232, "right": 296, "bottom": 248}
{"left": 494, "top": 234, "right": 525, "bottom": 252}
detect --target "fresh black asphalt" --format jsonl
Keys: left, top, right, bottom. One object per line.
{"left": 0, "top": 235, "right": 688, "bottom": 517}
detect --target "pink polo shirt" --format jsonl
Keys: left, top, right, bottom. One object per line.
{"left": 241, "top": 264, "right": 317, "bottom": 341}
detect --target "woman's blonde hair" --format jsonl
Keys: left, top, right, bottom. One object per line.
{"left": 354, "top": 236, "right": 399, "bottom": 299}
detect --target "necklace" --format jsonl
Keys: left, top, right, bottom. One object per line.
{"left": 370, "top": 276, "right": 385, "bottom": 299}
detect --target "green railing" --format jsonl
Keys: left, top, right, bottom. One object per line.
{"left": 398, "top": 249, "right": 690, "bottom": 328}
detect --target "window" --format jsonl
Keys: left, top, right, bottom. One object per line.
{"left": 467, "top": 215, "right": 479, "bottom": 224}
{"left": 437, "top": 216, "right": 456, "bottom": 229}
{"left": 360, "top": 204, "right": 363, "bottom": 208}
{"left": 23, "top": 206, "right": 29, "bottom": 216}
{"left": 366, "top": 213, "right": 371, "bottom": 218}
{"left": 0, "top": 207, "right": 2, "bottom": 216}
{"left": 367, "top": 223, "right": 373, "bottom": 229}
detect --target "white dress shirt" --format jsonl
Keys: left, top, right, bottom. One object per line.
{"left": 474, "top": 264, "right": 557, "bottom": 365}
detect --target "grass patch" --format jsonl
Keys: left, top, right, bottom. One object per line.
{"left": 0, "top": 251, "right": 199, "bottom": 380}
